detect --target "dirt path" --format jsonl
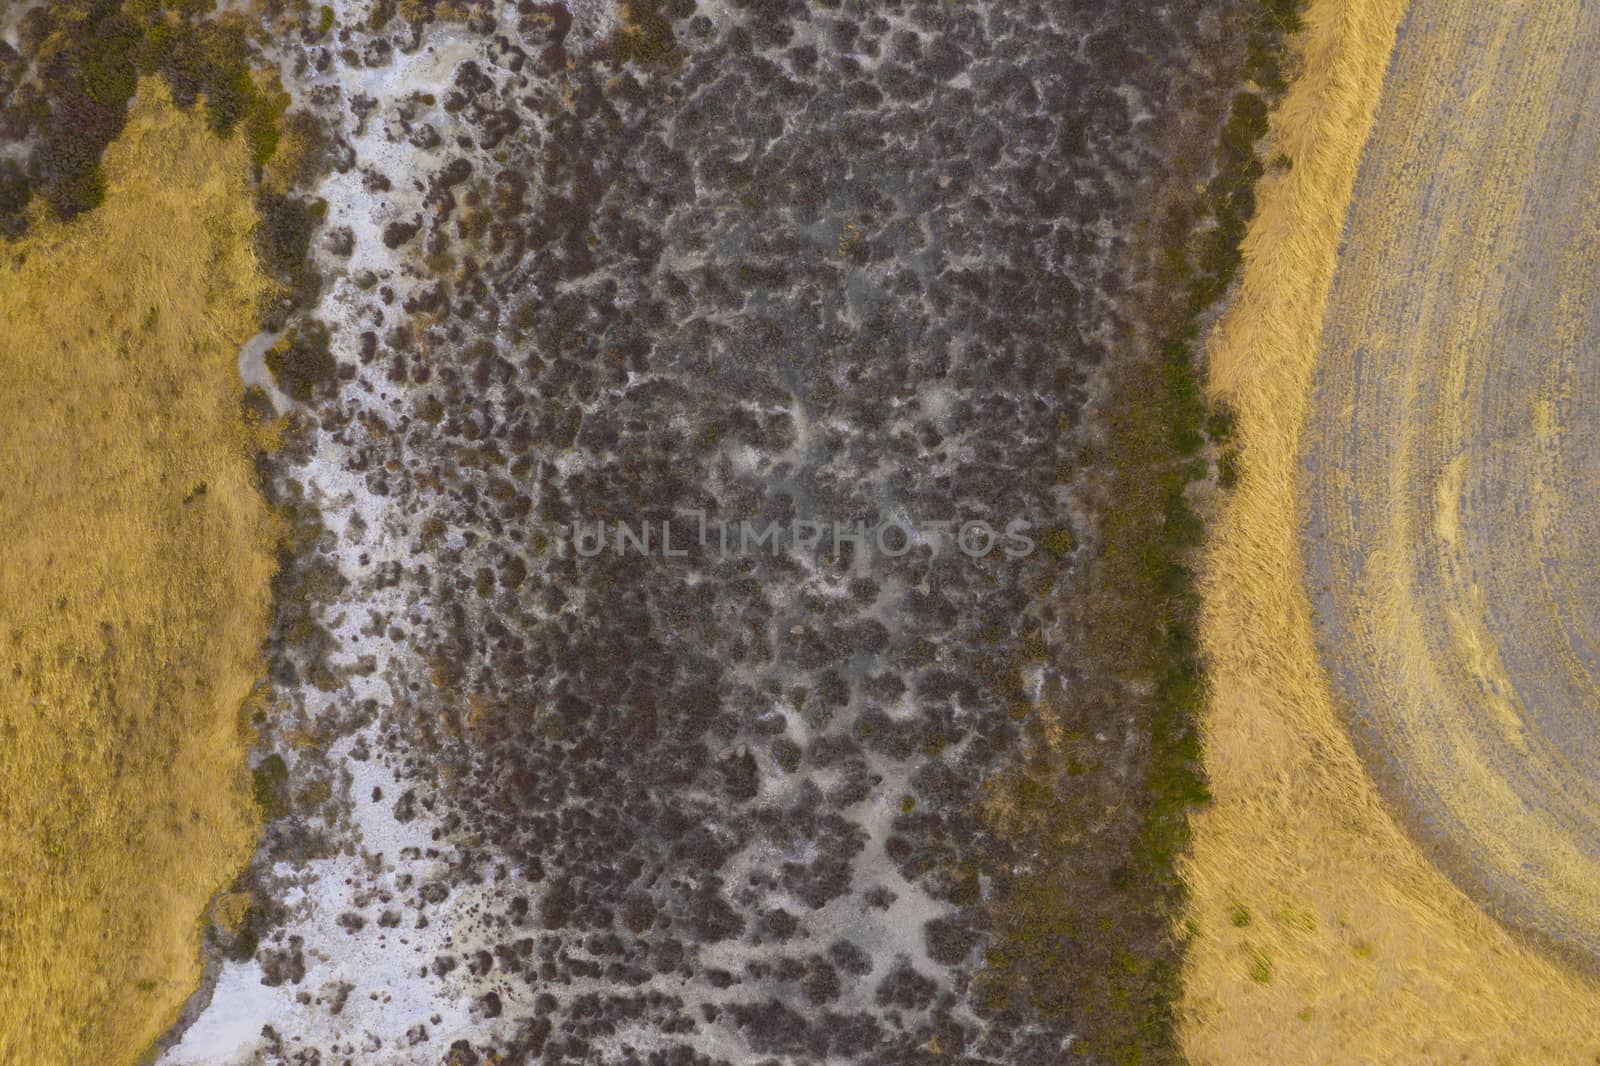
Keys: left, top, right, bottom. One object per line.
{"left": 1302, "top": 0, "right": 1600, "bottom": 963}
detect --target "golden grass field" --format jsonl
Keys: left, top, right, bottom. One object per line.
{"left": 0, "top": 82, "right": 275, "bottom": 1063}
{"left": 1183, "top": 0, "right": 1600, "bottom": 1061}
{"left": 1300, "top": 0, "right": 1600, "bottom": 965}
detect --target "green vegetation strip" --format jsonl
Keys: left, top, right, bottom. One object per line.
{"left": 977, "top": 3, "right": 1302, "bottom": 1062}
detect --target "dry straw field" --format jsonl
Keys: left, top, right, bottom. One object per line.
{"left": 0, "top": 82, "right": 275, "bottom": 1063}
{"left": 1184, "top": 0, "right": 1600, "bottom": 1061}
{"left": 1302, "top": 0, "right": 1600, "bottom": 965}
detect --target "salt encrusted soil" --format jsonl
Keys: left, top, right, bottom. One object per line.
{"left": 158, "top": 0, "right": 1249, "bottom": 1062}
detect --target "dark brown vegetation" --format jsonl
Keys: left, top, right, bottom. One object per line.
{"left": 110, "top": 0, "right": 1312, "bottom": 1059}
{"left": 244, "top": 0, "right": 1297, "bottom": 1061}
{"left": 264, "top": 316, "right": 337, "bottom": 404}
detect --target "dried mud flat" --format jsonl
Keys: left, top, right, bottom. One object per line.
{"left": 1302, "top": 0, "right": 1600, "bottom": 966}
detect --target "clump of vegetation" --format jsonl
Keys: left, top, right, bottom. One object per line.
{"left": 208, "top": 876, "right": 284, "bottom": 965}
{"left": 1217, "top": 449, "right": 1241, "bottom": 488}
{"left": 1193, "top": 2, "right": 1303, "bottom": 307}
{"left": 252, "top": 753, "right": 291, "bottom": 820}
{"left": 605, "top": 0, "right": 696, "bottom": 69}
{"left": 243, "top": 75, "right": 292, "bottom": 168}
{"left": 0, "top": 161, "right": 31, "bottom": 239}
{"left": 1040, "top": 526, "right": 1076, "bottom": 557}
{"left": 265, "top": 319, "right": 336, "bottom": 402}
{"left": 256, "top": 192, "right": 326, "bottom": 323}
{"left": 1247, "top": 945, "right": 1273, "bottom": 984}
{"left": 1133, "top": 0, "right": 1300, "bottom": 887}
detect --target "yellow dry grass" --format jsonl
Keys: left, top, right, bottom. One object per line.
{"left": 0, "top": 82, "right": 275, "bottom": 1064}
{"left": 1183, "top": 0, "right": 1600, "bottom": 1061}
{"left": 1299, "top": 0, "right": 1600, "bottom": 963}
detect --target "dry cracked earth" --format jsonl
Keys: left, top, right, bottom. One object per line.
{"left": 4, "top": 0, "right": 1258, "bottom": 1061}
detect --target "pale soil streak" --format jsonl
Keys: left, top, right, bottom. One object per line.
{"left": 1185, "top": 0, "right": 1600, "bottom": 1061}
